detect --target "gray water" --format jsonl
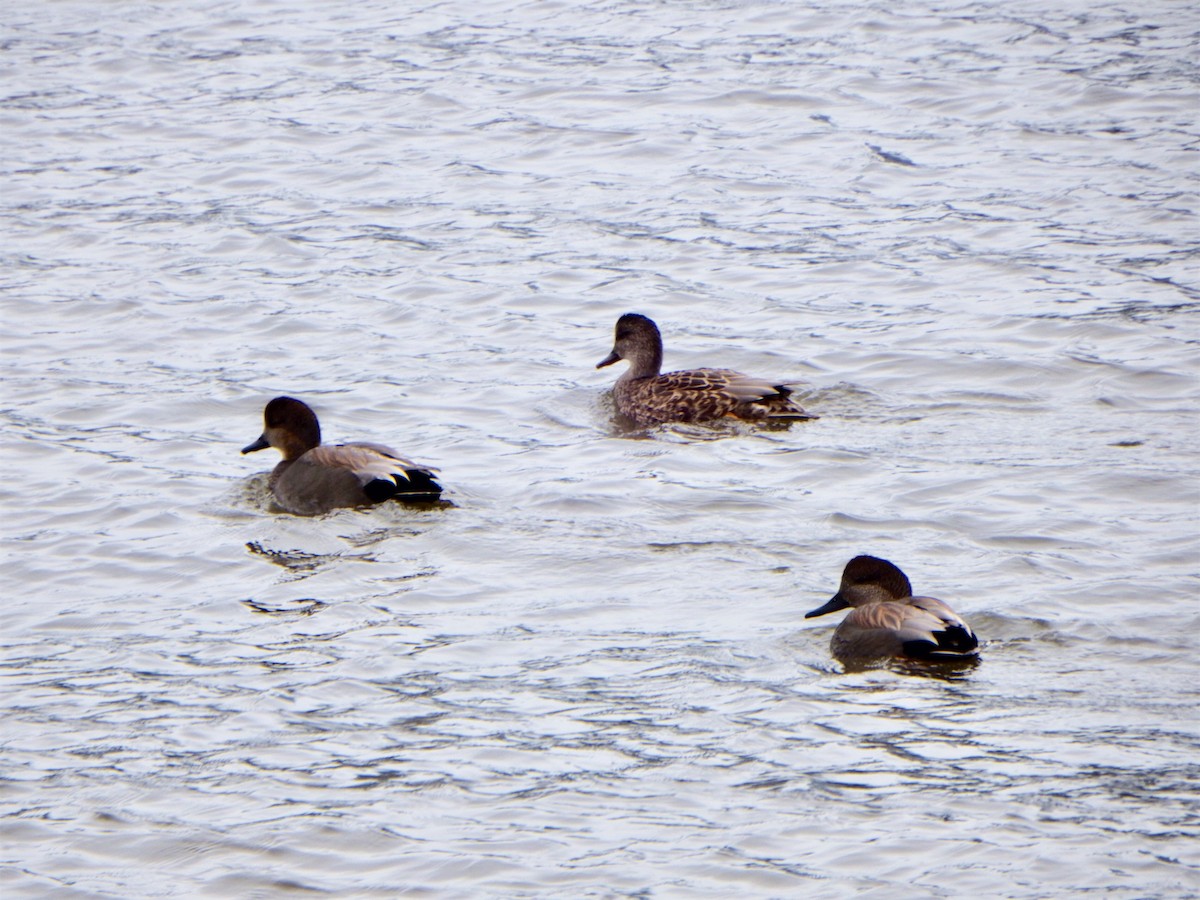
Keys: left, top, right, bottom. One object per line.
{"left": 3, "top": 0, "right": 1198, "bottom": 897}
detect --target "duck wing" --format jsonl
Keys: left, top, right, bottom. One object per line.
{"left": 271, "top": 444, "right": 441, "bottom": 514}
{"left": 674, "top": 368, "right": 815, "bottom": 420}
{"left": 336, "top": 443, "right": 442, "bottom": 499}
{"left": 621, "top": 368, "right": 815, "bottom": 425}
{"left": 903, "top": 596, "right": 978, "bottom": 657}
{"left": 834, "top": 598, "right": 978, "bottom": 661}
{"left": 346, "top": 442, "right": 440, "bottom": 476}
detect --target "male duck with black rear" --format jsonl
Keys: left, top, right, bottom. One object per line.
{"left": 806, "top": 556, "right": 979, "bottom": 664}
{"left": 596, "top": 313, "right": 816, "bottom": 427}
{"left": 242, "top": 396, "right": 442, "bottom": 516}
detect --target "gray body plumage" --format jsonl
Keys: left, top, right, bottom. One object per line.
{"left": 807, "top": 556, "right": 979, "bottom": 663}
{"left": 244, "top": 397, "right": 441, "bottom": 516}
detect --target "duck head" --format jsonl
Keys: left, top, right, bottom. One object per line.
{"left": 806, "top": 555, "right": 915, "bottom": 618}
{"left": 597, "top": 312, "right": 664, "bottom": 377}
{"left": 242, "top": 396, "right": 322, "bottom": 461}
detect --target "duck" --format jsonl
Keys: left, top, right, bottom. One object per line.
{"left": 806, "top": 556, "right": 979, "bottom": 663}
{"left": 596, "top": 313, "right": 816, "bottom": 426}
{"left": 242, "top": 396, "right": 442, "bottom": 516}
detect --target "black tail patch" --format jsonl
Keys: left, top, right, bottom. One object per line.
{"left": 392, "top": 469, "right": 443, "bottom": 500}
{"left": 903, "top": 624, "right": 978, "bottom": 659}
{"left": 938, "top": 624, "right": 979, "bottom": 655}
{"left": 364, "top": 478, "right": 400, "bottom": 503}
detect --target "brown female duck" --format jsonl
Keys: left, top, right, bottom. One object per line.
{"left": 242, "top": 396, "right": 442, "bottom": 516}
{"left": 596, "top": 313, "right": 816, "bottom": 426}
{"left": 806, "top": 556, "right": 979, "bottom": 663}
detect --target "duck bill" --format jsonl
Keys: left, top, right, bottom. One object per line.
{"left": 242, "top": 434, "right": 270, "bottom": 455}
{"left": 596, "top": 349, "right": 621, "bottom": 369}
{"left": 805, "top": 592, "right": 849, "bottom": 619}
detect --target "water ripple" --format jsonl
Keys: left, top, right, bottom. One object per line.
{"left": 2, "top": 0, "right": 1197, "bottom": 897}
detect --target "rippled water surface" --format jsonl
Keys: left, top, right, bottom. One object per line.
{"left": 3, "top": 0, "right": 1198, "bottom": 896}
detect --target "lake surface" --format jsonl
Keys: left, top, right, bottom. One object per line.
{"left": 3, "top": 0, "right": 1198, "bottom": 896}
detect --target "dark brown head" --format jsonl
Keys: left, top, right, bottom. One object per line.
{"left": 805, "top": 555, "right": 915, "bottom": 618}
{"left": 242, "top": 396, "right": 322, "bottom": 461}
{"left": 596, "top": 313, "right": 664, "bottom": 378}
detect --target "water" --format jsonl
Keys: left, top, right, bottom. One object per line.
{"left": 3, "top": 0, "right": 1198, "bottom": 896}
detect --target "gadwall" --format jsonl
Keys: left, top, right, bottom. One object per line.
{"left": 596, "top": 313, "right": 816, "bottom": 426}
{"left": 806, "top": 556, "right": 979, "bottom": 663}
{"left": 242, "top": 396, "right": 442, "bottom": 515}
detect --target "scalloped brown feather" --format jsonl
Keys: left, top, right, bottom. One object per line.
{"left": 598, "top": 314, "right": 817, "bottom": 427}
{"left": 615, "top": 368, "right": 813, "bottom": 426}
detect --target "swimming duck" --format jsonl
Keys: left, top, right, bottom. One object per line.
{"left": 242, "top": 396, "right": 442, "bottom": 516}
{"left": 596, "top": 313, "right": 815, "bottom": 426}
{"left": 806, "top": 556, "right": 979, "bottom": 662}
